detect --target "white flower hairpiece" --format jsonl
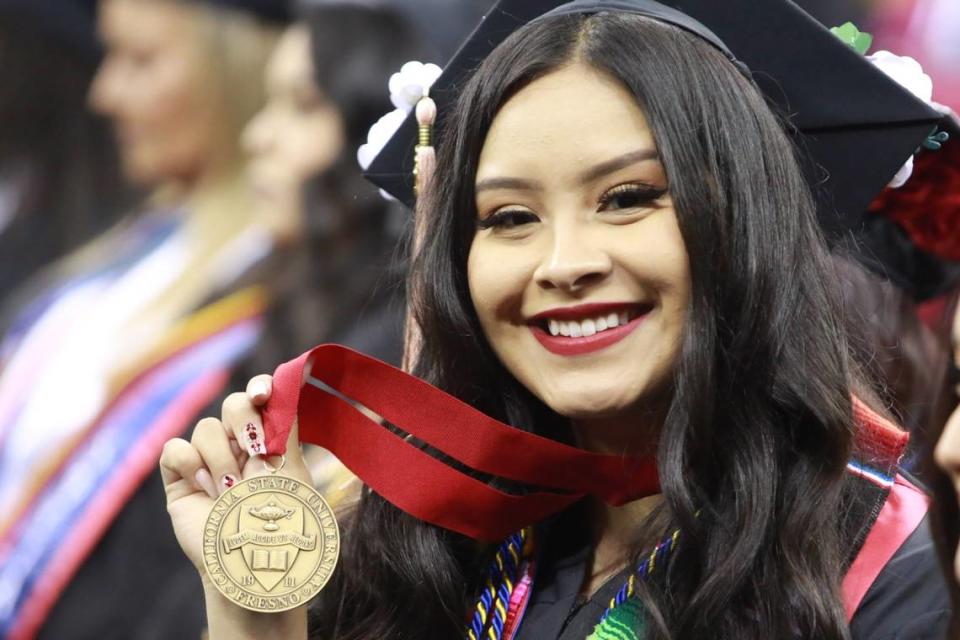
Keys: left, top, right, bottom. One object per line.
{"left": 356, "top": 60, "right": 443, "bottom": 197}
{"left": 866, "top": 50, "right": 937, "bottom": 188}
{"left": 389, "top": 61, "right": 442, "bottom": 112}
{"left": 357, "top": 108, "right": 407, "bottom": 172}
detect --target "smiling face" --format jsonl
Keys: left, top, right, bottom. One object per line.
{"left": 242, "top": 26, "right": 345, "bottom": 240}
{"left": 467, "top": 63, "right": 691, "bottom": 423}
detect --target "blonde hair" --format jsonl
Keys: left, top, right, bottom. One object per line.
{"left": 188, "top": 2, "right": 281, "bottom": 172}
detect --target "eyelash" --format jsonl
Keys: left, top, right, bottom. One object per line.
{"left": 477, "top": 183, "right": 666, "bottom": 230}
{"left": 476, "top": 210, "right": 538, "bottom": 230}
{"left": 597, "top": 183, "right": 667, "bottom": 211}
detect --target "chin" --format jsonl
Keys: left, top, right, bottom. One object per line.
{"left": 122, "top": 152, "right": 168, "bottom": 187}
{"left": 538, "top": 386, "right": 642, "bottom": 421}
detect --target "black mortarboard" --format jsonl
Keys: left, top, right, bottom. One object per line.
{"left": 364, "top": 0, "right": 951, "bottom": 254}
{"left": 194, "top": 0, "right": 290, "bottom": 22}
{"left": 0, "top": 0, "right": 100, "bottom": 58}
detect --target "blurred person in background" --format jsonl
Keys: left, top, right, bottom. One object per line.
{"left": 238, "top": 0, "right": 428, "bottom": 376}
{"left": 0, "top": 0, "right": 284, "bottom": 637}
{"left": 14, "top": 2, "right": 432, "bottom": 638}
{"left": 0, "top": 0, "right": 134, "bottom": 297}
{"left": 835, "top": 254, "right": 956, "bottom": 470}
{"left": 932, "top": 294, "right": 960, "bottom": 638}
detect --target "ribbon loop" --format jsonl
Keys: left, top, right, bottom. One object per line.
{"left": 261, "top": 344, "right": 660, "bottom": 541}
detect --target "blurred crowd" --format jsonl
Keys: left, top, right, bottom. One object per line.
{"left": 0, "top": 0, "right": 956, "bottom": 638}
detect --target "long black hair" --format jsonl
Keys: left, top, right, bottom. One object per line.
{"left": 312, "top": 13, "right": 866, "bottom": 639}
{"left": 236, "top": 3, "right": 426, "bottom": 375}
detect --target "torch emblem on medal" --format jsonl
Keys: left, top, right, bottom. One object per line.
{"left": 220, "top": 496, "right": 317, "bottom": 592}
{"left": 203, "top": 473, "right": 340, "bottom": 612}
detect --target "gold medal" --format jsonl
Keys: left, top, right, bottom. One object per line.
{"left": 202, "top": 465, "right": 339, "bottom": 612}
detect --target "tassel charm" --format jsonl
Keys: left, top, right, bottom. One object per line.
{"left": 414, "top": 91, "right": 437, "bottom": 197}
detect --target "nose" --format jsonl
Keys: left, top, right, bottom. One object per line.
{"left": 89, "top": 58, "right": 119, "bottom": 116}
{"left": 533, "top": 224, "right": 612, "bottom": 292}
{"left": 935, "top": 401, "right": 960, "bottom": 477}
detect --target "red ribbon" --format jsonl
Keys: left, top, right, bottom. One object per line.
{"left": 261, "top": 344, "right": 659, "bottom": 541}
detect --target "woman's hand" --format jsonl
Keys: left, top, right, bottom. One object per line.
{"left": 158, "top": 374, "right": 312, "bottom": 639}
{"left": 160, "top": 374, "right": 310, "bottom": 571}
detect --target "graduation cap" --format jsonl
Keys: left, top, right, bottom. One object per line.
{"left": 364, "top": 0, "right": 958, "bottom": 297}
{"left": 0, "top": 0, "right": 101, "bottom": 58}
{"left": 192, "top": 0, "right": 290, "bottom": 22}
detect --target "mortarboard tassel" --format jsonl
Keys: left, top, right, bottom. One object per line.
{"left": 403, "top": 91, "right": 437, "bottom": 371}
{"left": 414, "top": 91, "right": 438, "bottom": 198}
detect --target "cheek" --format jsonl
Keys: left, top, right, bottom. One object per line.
{"left": 130, "top": 54, "right": 195, "bottom": 124}
{"left": 619, "top": 213, "right": 691, "bottom": 311}
{"left": 936, "top": 407, "right": 960, "bottom": 473}
{"left": 289, "top": 119, "right": 338, "bottom": 178}
{"left": 467, "top": 240, "right": 535, "bottom": 332}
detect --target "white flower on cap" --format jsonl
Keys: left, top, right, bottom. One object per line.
{"left": 867, "top": 50, "right": 935, "bottom": 188}
{"left": 357, "top": 60, "right": 443, "bottom": 200}
{"left": 357, "top": 108, "right": 407, "bottom": 172}
{"left": 388, "top": 61, "right": 442, "bottom": 113}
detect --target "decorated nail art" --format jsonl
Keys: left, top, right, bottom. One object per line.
{"left": 221, "top": 474, "right": 237, "bottom": 489}
{"left": 245, "top": 422, "right": 265, "bottom": 455}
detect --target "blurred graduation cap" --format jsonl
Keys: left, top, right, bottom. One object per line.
{"left": 195, "top": 0, "right": 291, "bottom": 22}
{"left": 364, "top": 0, "right": 959, "bottom": 299}
{"left": 0, "top": 0, "right": 100, "bottom": 58}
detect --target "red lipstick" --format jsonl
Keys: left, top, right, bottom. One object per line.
{"left": 528, "top": 303, "right": 650, "bottom": 357}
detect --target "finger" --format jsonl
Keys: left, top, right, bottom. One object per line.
{"left": 216, "top": 411, "right": 248, "bottom": 463}
{"left": 223, "top": 391, "right": 267, "bottom": 459}
{"left": 223, "top": 391, "right": 311, "bottom": 484}
{"left": 159, "top": 438, "right": 215, "bottom": 501}
{"left": 191, "top": 417, "right": 243, "bottom": 494}
{"left": 246, "top": 374, "right": 273, "bottom": 407}
{"left": 227, "top": 437, "right": 250, "bottom": 470}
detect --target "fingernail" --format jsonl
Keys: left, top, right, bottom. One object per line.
{"left": 194, "top": 469, "right": 218, "bottom": 499}
{"left": 244, "top": 422, "right": 264, "bottom": 456}
{"left": 249, "top": 380, "right": 268, "bottom": 399}
{"left": 221, "top": 474, "right": 237, "bottom": 491}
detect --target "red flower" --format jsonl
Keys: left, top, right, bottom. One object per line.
{"left": 869, "top": 139, "right": 960, "bottom": 261}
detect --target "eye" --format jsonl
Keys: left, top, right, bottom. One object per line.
{"left": 476, "top": 209, "right": 540, "bottom": 231}
{"left": 597, "top": 183, "right": 667, "bottom": 212}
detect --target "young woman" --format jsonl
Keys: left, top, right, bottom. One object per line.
{"left": 0, "top": 1, "right": 281, "bottom": 637}
{"left": 4, "top": 4, "right": 426, "bottom": 639}
{"left": 238, "top": 1, "right": 425, "bottom": 376}
{"left": 932, "top": 302, "right": 960, "bottom": 639}
{"left": 160, "top": 2, "right": 952, "bottom": 638}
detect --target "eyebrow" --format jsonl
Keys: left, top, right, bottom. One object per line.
{"left": 577, "top": 148, "right": 659, "bottom": 185}
{"left": 474, "top": 177, "right": 543, "bottom": 194}
{"left": 474, "top": 148, "right": 660, "bottom": 195}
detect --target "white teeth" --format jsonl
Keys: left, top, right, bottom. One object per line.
{"left": 581, "top": 319, "right": 597, "bottom": 337}
{"left": 543, "top": 310, "right": 640, "bottom": 339}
